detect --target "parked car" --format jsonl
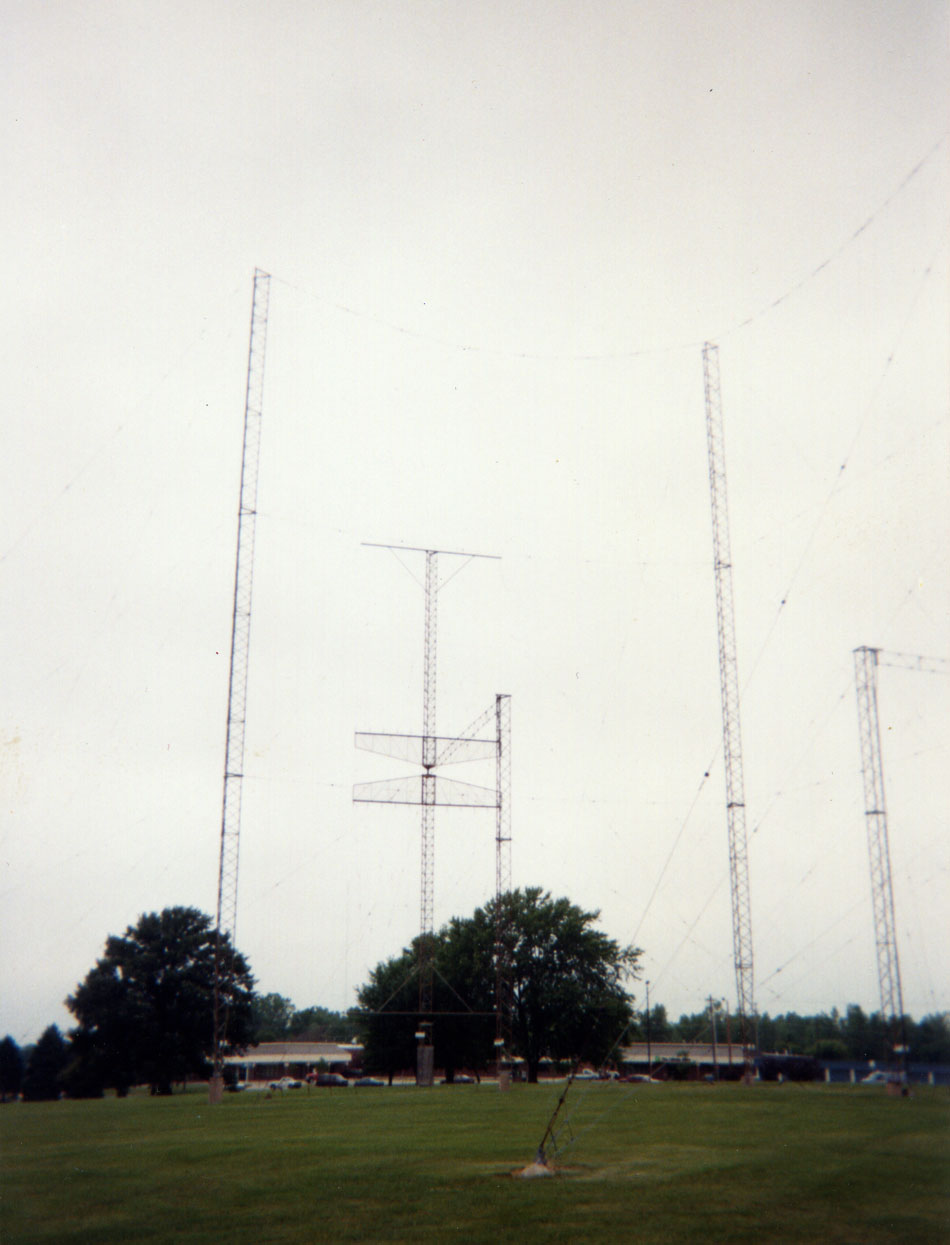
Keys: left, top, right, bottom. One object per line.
{"left": 312, "top": 1072, "right": 348, "bottom": 1087}
{"left": 619, "top": 1074, "right": 659, "bottom": 1084}
{"left": 352, "top": 1077, "right": 385, "bottom": 1087}
{"left": 860, "top": 1070, "right": 891, "bottom": 1084}
{"left": 269, "top": 1077, "right": 303, "bottom": 1090}
{"left": 573, "top": 1069, "right": 601, "bottom": 1080}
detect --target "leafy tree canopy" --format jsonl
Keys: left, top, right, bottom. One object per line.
{"left": 625, "top": 1003, "right": 673, "bottom": 1044}
{"left": 657, "top": 1005, "right": 950, "bottom": 1064}
{"left": 251, "top": 992, "right": 298, "bottom": 1042}
{"left": 290, "top": 1005, "right": 354, "bottom": 1043}
{"left": 357, "top": 888, "right": 641, "bottom": 1083}
{"left": 498, "top": 888, "right": 640, "bottom": 1080}
{"left": 66, "top": 905, "right": 254, "bottom": 1095}
{"left": 1, "top": 1035, "right": 25, "bottom": 1102}
{"left": 912, "top": 1013, "right": 950, "bottom": 1065}
{"left": 250, "top": 994, "right": 353, "bottom": 1044}
{"left": 22, "top": 1026, "right": 68, "bottom": 1101}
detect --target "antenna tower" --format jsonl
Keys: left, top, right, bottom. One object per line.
{"left": 355, "top": 544, "right": 500, "bottom": 1084}
{"left": 853, "top": 646, "right": 950, "bottom": 1075}
{"left": 210, "top": 268, "right": 270, "bottom": 1101}
{"left": 420, "top": 549, "right": 438, "bottom": 1023}
{"left": 494, "top": 692, "right": 513, "bottom": 1073}
{"left": 702, "top": 342, "right": 755, "bottom": 1071}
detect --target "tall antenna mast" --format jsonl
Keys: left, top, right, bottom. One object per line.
{"left": 355, "top": 543, "right": 499, "bottom": 1084}
{"left": 210, "top": 268, "right": 270, "bottom": 1102}
{"left": 420, "top": 550, "right": 438, "bottom": 1019}
{"left": 702, "top": 342, "right": 755, "bottom": 1071}
{"left": 853, "top": 646, "right": 949, "bottom": 1077}
{"left": 494, "top": 692, "right": 513, "bottom": 1075}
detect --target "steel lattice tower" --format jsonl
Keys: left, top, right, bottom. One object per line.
{"left": 355, "top": 543, "right": 499, "bottom": 1084}
{"left": 853, "top": 646, "right": 949, "bottom": 1070}
{"left": 211, "top": 268, "right": 270, "bottom": 1100}
{"left": 418, "top": 550, "right": 438, "bottom": 1032}
{"left": 494, "top": 693, "right": 513, "bottom": 1065}
{"left": 702, "top": 342, "right": 755, "bottom": 1065}
{"left": 853, "top": 646, "right": 904, "bottom": 1041}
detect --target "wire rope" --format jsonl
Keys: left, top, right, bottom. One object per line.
{"left": 269, "top": 132, "right": 946, "bottom": 363}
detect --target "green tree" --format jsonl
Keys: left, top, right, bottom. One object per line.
{"left": 627, "top": 996, "right": 672, "bottom": 1045}
{"left": 251, "top": 992, "right": 297, "bottom": 1041}
{"left": 22, "top": 1025, "right": 68, "bottom": 1101}
{"left": 290, "top": 1005, "right": 354, "bottom": 1043}
{"left": 356, "top": 948, "right": 421, "bottom": 1083}
{"left": 840, "top": 1004, "right": 894, "bottom": 1062}
{"left": 672, "top": 1010, "right": 713, "bottom": 1043}
{"left": 911, "top": 1013, "right": 950, "bottom": 1064}
{"left": 464, "top": 888, "right": 639, "bottom": 1081}
{"left": 753, "top": 1012, "right": 774, "bottom": 1052}
{"left": 811, "top": 1038, "right": 849, "bottom": 1061}
{"left": 842, "top": 1004, "right": 871, "bottom": 1059}
{"left": 67, "top": 906, "right": 254, "bottom": 1095}
{"left": 773, "top": 1012, "right": 811, "bottom": 1055}
{"left": 0, "top": 1035, "right": 24, "bottom": 1102}
{"left": 434, "top": 939, "right": 495, "bottom": 1082}
{"left": 249, "top": 995, "right": 354, "bottom": 1044}
{"left": 357, "top": 888, "right": 640, "bottom": 1084}
{"left": 63, "top": 955, "right": 138, "bottom": 1096}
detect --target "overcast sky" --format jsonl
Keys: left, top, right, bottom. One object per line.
{"left": 3, "top": 2, "right": 948, "bottom": 1045}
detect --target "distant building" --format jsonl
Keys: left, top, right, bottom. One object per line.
{"left": 225, "top": 1041, "right": 363, "bottom": 1084}
{"left": 619, "top": 1041, "right": 747, "bottom": 1079}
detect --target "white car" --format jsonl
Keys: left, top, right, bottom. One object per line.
{"left": 270, "top": 1076, "right": 303, "bottom": 1090}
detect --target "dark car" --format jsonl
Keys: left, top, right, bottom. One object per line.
{"left": 352, "top": 1077, "right": 385, "bottom": 1087}
{"left": 312, "top": 1072, "right": 348, "bottom": 1087}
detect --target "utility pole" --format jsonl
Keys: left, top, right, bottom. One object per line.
{"left": 355, "top": 544, "right": 500, "bottom": 1084}
{"left": 709, "top": 995, "right": 719, "bottom": 1082}
{"left": 853, "top": 647, "right": 950, "bottom": 1081}
{"left": 702, "top": 342, "right": 755, "bottom": 1079}
{"left": 210, "top": 268, "right": 270, "bottom": 1103}
{"left": 726, "top": 1010, "right": 733, "bottom": 1071}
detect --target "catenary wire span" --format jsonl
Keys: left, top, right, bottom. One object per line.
{"left": 269, "top": 132, "right": 946, "bottom": 363}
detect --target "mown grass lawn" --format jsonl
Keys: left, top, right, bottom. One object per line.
{"left": 2, "top": 1082, "right": 948, "bottom": 1243}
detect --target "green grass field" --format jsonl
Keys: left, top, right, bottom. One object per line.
{"left": 2, "top": 1082, "right": 948, "bottom": 1243}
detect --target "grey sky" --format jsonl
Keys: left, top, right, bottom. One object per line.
{"left": 2, "top": 2, "right": 948, "bottom": 1044}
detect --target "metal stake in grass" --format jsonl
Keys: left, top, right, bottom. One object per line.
{"left": 515, "top": 1062, "right": 581, "bottom": 1176}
